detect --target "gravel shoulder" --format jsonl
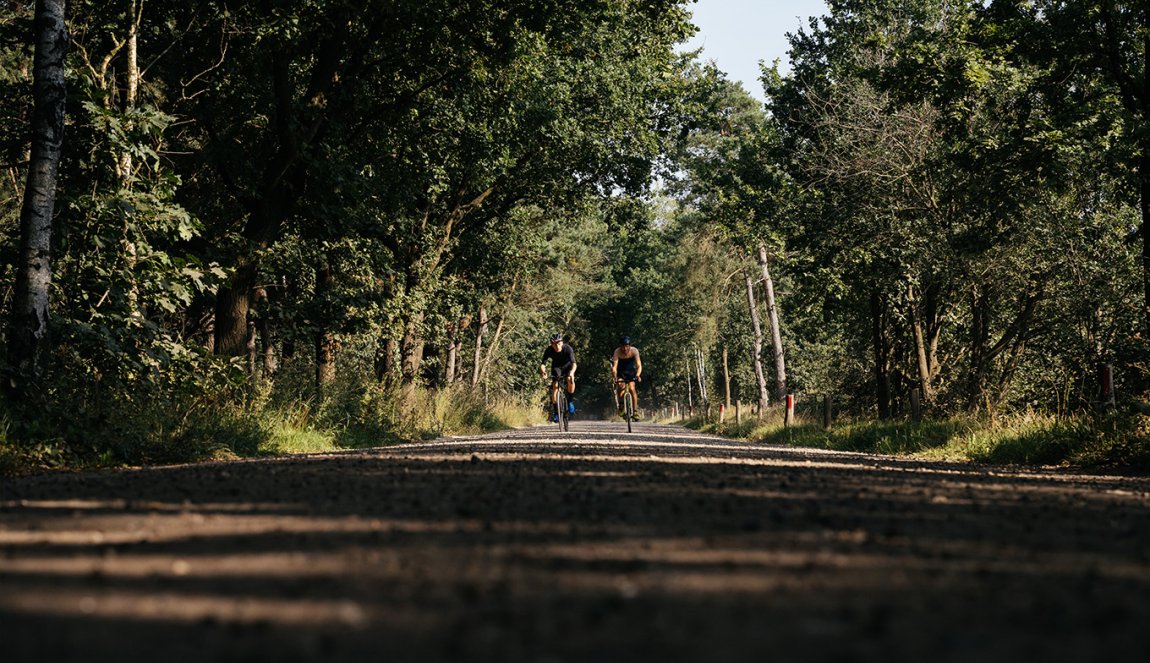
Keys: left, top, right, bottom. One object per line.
{"left": 3, "top": 421, "right": 1150, "bottom": 662}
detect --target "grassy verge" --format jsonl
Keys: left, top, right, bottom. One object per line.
{"left": 685, "top": 408, "right": 1150, "bottom": 469}
{"left": 0, "top": 384, "right": 541, "bottom": 476}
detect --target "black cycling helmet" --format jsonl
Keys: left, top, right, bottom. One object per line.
{"left": 550, "top": 333, "right": 564, "bottom": 343}
{"left": 619, "top": 335, "right": 631, "bottom": 346}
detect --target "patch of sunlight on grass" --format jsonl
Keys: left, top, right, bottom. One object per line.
{"left": 259, "top": 423, "right": 338, "bottom": 455}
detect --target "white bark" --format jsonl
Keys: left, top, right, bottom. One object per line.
{"left": 8, "top": 0, "right": 67, "bottom": 381}
{"left": 757, "top": 243, "right": 787, "bottom": 402}
{"left": 744, "top": 270, "right": 769, "bottom": 412}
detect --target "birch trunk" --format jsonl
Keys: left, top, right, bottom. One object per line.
{"left": 757, "top": 243, "right": 787, "bottom": 402}
{"left": 471, "top": 305, "right": 488, "bottom": 387}
{"left": 8, "top": 0, "right": 67, "bottom": 385}
{"left": 722, "top": 345, "right": 731, "bottom": 409}
{"left": 444, "top": 320, "right": 458, "bottom": 386}
{"left": 744, "top": 270, "right": 769, "bottom": 412}
{"left": 120, "top": 0, "right": 142, "bottom": 316}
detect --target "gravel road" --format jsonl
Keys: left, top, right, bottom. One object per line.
{"left": 3, "top": 421, "right": 1150, "bottom": 662}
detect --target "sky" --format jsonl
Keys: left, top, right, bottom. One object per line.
{"left": 681, "top": 0, "right": 830, "bottom": 101}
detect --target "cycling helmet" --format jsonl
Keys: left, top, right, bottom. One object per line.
{"left": 550, "top": 333, "right": 564, "bottom": 343}
{"left": 619, "top": 335, "right": 631, "bottom": 346}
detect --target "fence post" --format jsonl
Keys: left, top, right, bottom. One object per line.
{"left": 784, "top": 394, "right": 795, "bottom": 427}
{"left": 822, "top": 394, "right": 832, "bottom": 432}
{"left": 735, "top": 401, "right": 742, "bottom": 425}
{"left": 910, "top": 388, "right": 922, "bottom": 423}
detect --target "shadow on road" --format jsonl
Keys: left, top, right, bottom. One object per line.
{"left": 3, "top": 422, "right": 1150, "bottom": 661}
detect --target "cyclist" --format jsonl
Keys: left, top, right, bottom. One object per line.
{"left": 611, "top": 335, "right": 642, "bottom": 418}
{"left": 540, "top": 333, "right": 577, "bottom": 421}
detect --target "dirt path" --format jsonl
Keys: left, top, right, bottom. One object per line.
{"left": 3, "top": 421, "right": 1150, "bottom": 662}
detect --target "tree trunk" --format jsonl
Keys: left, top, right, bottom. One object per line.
{"left": 1143, "top": 145, "right": 1150, "bottom": 356}
{"left": 375, "top": 337, "right": 398, "bottom": 383}
{"left": 478, "top": 313, "right": 507, "bottom": 388}
{"left": 471, "top": 305, "right": 488, "bottom": 387}
{"left": 970, "top": 282, "right": 1042, "bottom": 411}
{"left": 722, "top": 345, "right": 731, "bottom": 409}
{"left": 870, "top": 289, "right": 893, "bottom": 419}
{"left": 908, "top": 283, "right": 936, "bottom": 403}
{"left": 400, "top": 311, "right": 426, "bottom": 397}
{"left": 258, "top": 315, "right": 278, "bottom": 379}
{"left": 966, "top": 284, "right": 991, "bottom": 411}
{"left": 757, "top": 243, "right": 787, "bottom": 402}
{"left": 685, "top": 353, "right": 693, "bottom": 411}
{"left": 744, "top": 270, "right": 769, "bottom": 412}
{"left": 315, "top": 264, "right": 336, "bottom": 390}
{"left": 7, "top": 0, "right": 67, "bottom": 389}
{"left": 120, "top": 0, "right": 142, "bottom": 317}
{"left": 214, "top": 259, "right": 259, "bottom": 358}
{"left": 694, "top": 344, "right": 708, "bottom": 404}
{"left": 444, "top": 320, "right": 458, "bottom": 386}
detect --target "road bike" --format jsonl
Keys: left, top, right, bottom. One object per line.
{"left": 617, "top": 376, "right": 638, "bottom": 433}
{"left": 547, "top": 374, "right": 570, "bottom": 433}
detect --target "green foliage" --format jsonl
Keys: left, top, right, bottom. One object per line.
{"left": 4, "top": 0, "right": 1150, "bottom": 473}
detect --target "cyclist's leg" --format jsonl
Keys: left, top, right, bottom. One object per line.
{"left": 628, "top": 381, "right": 639, "bottom": 418}
{"left": 565, "top": 373, "right": 576, "bottom": 412}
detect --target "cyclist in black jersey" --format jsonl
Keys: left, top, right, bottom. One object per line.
{"left": 540, "top": 333, "right": 577, "bottom": 418}
{"left": 611, "top": 335, "right": 642, "bottom": 418}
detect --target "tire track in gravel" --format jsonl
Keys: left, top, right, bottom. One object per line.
{"left": 2, "top": 421, "right": 1150, "bottom": 662}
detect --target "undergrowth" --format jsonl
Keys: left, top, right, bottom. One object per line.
{"left": 687, "top": 407, "right": 1150, "bottom": 469}
{"left": 1, "top": 374, "right": 537, "bottom": 475}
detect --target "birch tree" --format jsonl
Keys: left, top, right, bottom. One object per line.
{"left": 7, "top": 0, "right": 66, "bottom": 389}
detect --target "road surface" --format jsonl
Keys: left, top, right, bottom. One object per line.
{"left": 3, "top": 421, "right": 1150, "bottom": 661}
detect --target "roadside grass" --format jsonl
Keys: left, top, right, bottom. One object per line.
{"left": 331, "top": 382, "right": 536, "bottom": 449}
{"left": 686, "top": 408, "right": 1150, "bottom": 469}
{"left": 1, "top": 382, "right": 538, "bottom": 476}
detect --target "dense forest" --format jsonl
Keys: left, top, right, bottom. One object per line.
{"left": 2, "top": 0, "right": 1148, "bottom": 469}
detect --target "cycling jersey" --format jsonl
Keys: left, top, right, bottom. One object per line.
{"left": 541, "top": 343, "right": 576, "bottom": 377}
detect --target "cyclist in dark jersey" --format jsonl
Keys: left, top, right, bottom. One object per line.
{"left": 611, "top": 335, "right": 642, "bottom": 418}
{"left": 540, "top": 333, "right": 577, "bottom": 418}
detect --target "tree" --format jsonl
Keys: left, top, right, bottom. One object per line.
{"left": 675, "top": 67, "right": 794, "bottom": 407}
{"left": 7, "top": 0, "right": 66, "bottom": 392}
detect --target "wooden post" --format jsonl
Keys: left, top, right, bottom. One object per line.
{"left": 735, "top": 401, "right": 742, "bottom": 425}
{"left": 784, "top": 394, "right": 794, "bottom": 427}
{"left": 822, "top": 394, "right": 832, "bottom": 432}
{"left": 719, "top": 403, "right": 726, "bottom": 423}
{"left": 910, "top": 388, "right": 922, "bottom": 423}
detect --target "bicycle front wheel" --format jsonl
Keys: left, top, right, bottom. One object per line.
{"left": 556, "top": 390, "right": 568, "bottom": 433}
{"left": 624, "top": 392, "right": 633, "bottom": 433}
